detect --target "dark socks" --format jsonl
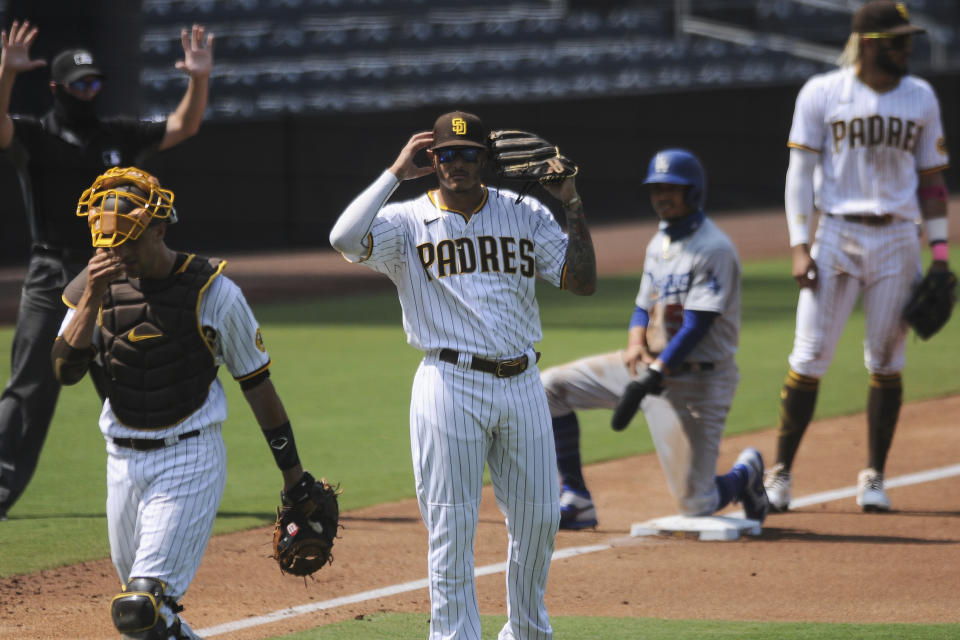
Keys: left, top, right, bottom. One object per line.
{"left": 867, "top": 373, "right": 902, "bottom": 472}
{"left": 552, "top": 412, "right": 587, "bottom": 493}
{"left": 715, "top": 464, "right": 749, "bottom": 510}
{"left": 775, "top": 370, "right": 820, "bottom": 470}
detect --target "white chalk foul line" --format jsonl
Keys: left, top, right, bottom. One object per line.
{"left": 197, "top": 464, "right": 960, "bottom": 637}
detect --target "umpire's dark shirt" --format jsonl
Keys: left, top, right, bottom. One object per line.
{"left": 5, "top": 111, "right": 166, "bottom": 253}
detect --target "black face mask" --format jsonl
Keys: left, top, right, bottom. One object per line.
{"left": 52, "top": 86, "right": 98, "bottom": 129}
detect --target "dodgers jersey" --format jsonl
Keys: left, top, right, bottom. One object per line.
{"left": 788, "top": 67, "right": 950, "bottom": 220}
{"left": 358, "top": 186, "right": 569, "bottom": 357}
{"left": 58, "top": 273, "right": 271, "bottom": 439}
{"left": 635, "top": 217, "right": 740, "bottom": 364}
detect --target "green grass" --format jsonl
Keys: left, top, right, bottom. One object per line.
{"left": 268, "top": 613, "right": 960, "bottom": 640}
{"left": 1, "top": 254, "right": 958, "bottom": 637}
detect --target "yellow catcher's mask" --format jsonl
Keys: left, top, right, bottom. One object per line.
{"left": 76, "top": 167, "right": 177, "bottom": 248}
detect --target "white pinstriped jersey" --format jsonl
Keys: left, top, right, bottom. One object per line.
{"left": 358, "top": 186, "right": 569, "bottom": 357}
{"left": 58, "top": 272, "right": 271, "bottom": 439}
{"left": 635, "top": 217, "right": 740, "bottom": 364}
{"left": 788, "top": 67, "right": 949, "bottom": 220}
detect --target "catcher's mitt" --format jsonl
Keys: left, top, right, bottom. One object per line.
{"left": 272, "top": 471, "right": 340, "bottom": 577}
{"left": 903, "top": 268, "right": 957, "bottom": 340}
{"left": 487, "top": 130, "right": 578, "bottom": 185}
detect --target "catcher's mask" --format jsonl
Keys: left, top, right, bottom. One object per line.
{"left": 643, "top": 148, "right": 706, "bottom": 209}
{"left": 77, "top": 167, "right": 176, "bottom": 248}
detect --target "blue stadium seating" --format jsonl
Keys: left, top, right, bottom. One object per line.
{"left": 138, "top": 0, "right": 958, "bottom": 120}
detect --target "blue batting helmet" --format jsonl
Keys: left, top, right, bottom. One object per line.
{"left": 643, "top": 148, "right": 706, "bottom": 209}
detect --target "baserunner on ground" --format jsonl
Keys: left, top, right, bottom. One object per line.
{"left": 541, "top": 148, "right": 770, "bottom": 531}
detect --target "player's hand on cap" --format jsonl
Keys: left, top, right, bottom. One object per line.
{"left": 611, "top": 367, "right": 664, "bottom": 432}
{"left": 0, "top": 20, "right": 46, "bottom": 75}
{"left": 176, "top": 23, "right": 214, "bottom": 77}
{"left": 390, "top": 131, "right": 436, "bottom": 182}
{"left": 791, "top": 244, "right": 818, "bottom": 289}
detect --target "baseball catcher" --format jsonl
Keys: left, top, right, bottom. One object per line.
{"left": 58, "top": 165, "right": 339, "bottom": 638}
{"left": 272, "top": 471, "right": 340, "bottom": 577}
{"left": 487, "top": 129, "right": 578, "bottom": 188}
{"left": 903, "top": 267, "right": 957, "bottom": 340}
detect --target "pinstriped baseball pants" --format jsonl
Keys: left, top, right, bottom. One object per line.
{"left": 106, "top": 425, "right": 227, "bottom": 601}
{"left": 789, "top": 215, "right": 922, "bottom": 378}
{"left": 411, "top": 353, "right": 559, "bottom": 640}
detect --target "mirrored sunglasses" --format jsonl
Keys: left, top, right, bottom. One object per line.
{"left": 437, "top": 148, "right": 481, "bottom": 164}
{"left": 67, "top": 78, "right": 103, "bottom": 92}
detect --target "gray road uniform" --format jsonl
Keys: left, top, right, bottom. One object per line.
{"left": 544, "top": 216, "right": 741, "bottom": 516}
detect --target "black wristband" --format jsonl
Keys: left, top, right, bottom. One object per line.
{"left": 262, "top": 421, "right": 301, "bottom": 470}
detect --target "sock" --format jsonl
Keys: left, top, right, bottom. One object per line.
{"left": 775, "top": 370, "right": 820, "bottom": 470}
{"left": 552, "top": 412, "right": 587, "bottom": 493}
{"left": 867, "top": 373, "right": 902, "bottom": 472}
{"left": 715, "top": 465, "right": 749, "bottom": 510}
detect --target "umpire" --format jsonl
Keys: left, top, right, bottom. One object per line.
{"left": 0, "top": 21, "right": 213, "bottom": 519}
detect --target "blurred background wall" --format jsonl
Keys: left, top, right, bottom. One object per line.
{"left": 1, "top": 0, "right": 957, "bottom": 262}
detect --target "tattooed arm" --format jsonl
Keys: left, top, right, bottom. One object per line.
{"left": 543, "top": 178, "right": 597, "bottom": 295}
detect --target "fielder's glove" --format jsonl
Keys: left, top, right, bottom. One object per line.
{"left": 486, "top": 130, "right": 578, "bottom": 185}
{"left": 903, "top": 268, "right": 957, "bottom": 340}
{"left": 611, "top": 368, "right": 664, "bottom": 432}
{"left": 272, "top": 471, "right": 340, "bottom": 577}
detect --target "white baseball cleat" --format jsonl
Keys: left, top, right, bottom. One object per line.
{"left": 559, "top": 486, "right": 598, "bottom": 530}
{"left": 764, "top": 462, "right": 792, "bottom": 512}
{"left": 856, "top": 468, "right": 891, "bottom": 512}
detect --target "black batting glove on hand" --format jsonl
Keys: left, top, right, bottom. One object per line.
{"left": 611, "top": 368, "right": 664, "bottom": 432}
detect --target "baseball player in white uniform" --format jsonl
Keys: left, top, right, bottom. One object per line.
{"left": 329, "top": 111, "right": 597, "bottom": 640}
{"left": 541, "top": 149, "right": 769, "bottom": 529}
{"left": 52, "top": 167, "right": 323, "bottom": 639}
{"left": 764, "top": 0, "right": 952, "bottom": 513}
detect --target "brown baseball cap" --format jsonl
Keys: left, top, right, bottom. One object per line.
{"left": 852, "top": 1, "right": 925, "bottom": 36}
{"left": 430, "top": 111, "right": 487, "bottom": 150}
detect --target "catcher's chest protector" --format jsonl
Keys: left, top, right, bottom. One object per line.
{"left": 97, "top": 254, "right": 221, "bottom": 429}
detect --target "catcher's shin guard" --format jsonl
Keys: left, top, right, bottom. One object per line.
{"left": 111, "top": 577, "right": 187, "bottom": 639}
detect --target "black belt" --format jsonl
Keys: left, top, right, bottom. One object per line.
{"left": 111, "top": 430, "right": 200, "bottom": 451}
{"left": 826, "top": 213, "right": 895, "bottom": 227}
{"left": 438, "top": 349, "right": 538, "bottom": 378}
{"left": 32, "top": 244, "right": 92, "bottom": 263}
{"left": 675, "top": 362, "right": 714, "bottom": 373}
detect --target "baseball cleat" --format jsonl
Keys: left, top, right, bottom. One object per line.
{"left": 734, "top": 447, "right": 770, "bottom": 524}
{"left": 764, "top": 462, "right": 792, "bottom": 512}
{"left": 559, "top": 486, "right": 598, "bottom": 530}
{"left": 856, "top": 468, "right": 891, "bottom": 512}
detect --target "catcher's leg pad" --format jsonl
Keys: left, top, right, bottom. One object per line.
{"left": 111, "top": 577, "right": 180, "bottom": 639}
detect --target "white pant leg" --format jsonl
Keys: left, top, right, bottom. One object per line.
{"left": 489, "top": 367, "right": 558, "bottom": 640}
{"left": 411, "top": 358, "right": 489, "bottom": 640}
{"left": 789, "top": 216, "right": 864, "bottom": 378}
{"left": 107, "top": 447, "right": 141, "bottom": 583}
{"left": 107, "top": 426, "right": 226, "bottom": 600}
{"left": 861, "top": 222, "right": 922, "bottom": 374}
